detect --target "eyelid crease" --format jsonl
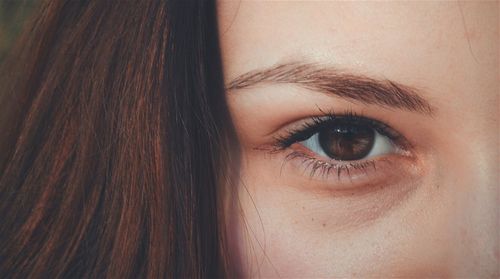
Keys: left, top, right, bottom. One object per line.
{"left": 226, "top": 61, "right": 436, "bottom": 115}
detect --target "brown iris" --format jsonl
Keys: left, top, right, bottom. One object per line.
{"left": 318, "top": 123, "right": 375, "bottom": 161}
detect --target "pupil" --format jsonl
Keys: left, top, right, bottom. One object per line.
{"left": 318, "top": 123, "right": 375, "bottom": 161}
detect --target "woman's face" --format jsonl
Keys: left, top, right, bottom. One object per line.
{"left": 218, "top": 1, "right": 498, "bottom": 277}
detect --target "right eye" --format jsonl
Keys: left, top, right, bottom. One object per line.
{"left": 268, "top": 112, "right": 413, "bottom": 184}
{"left": 301, "top": 120, "right": 396, "bottom": 161}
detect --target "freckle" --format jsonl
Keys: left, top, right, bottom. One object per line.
{"left": 322, "top": 223, "right": 326, "bottom": 227}
{"left": 311, "top": 217, "right": 314, "bottom": 221}
{"left": 302, "top": 206, "right": 305, "bottom": 210}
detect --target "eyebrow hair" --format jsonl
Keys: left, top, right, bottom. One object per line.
{"left": 226, "top": 62, "right": 435, "bottom": 115}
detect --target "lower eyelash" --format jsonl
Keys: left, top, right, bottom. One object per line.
{"left": 284, "top": 150, "right": 378, "bottom": 181}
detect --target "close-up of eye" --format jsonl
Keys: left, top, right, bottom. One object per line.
{"left": 299, "top": 118, "right": 395, "bottom": 161}
{"left": 276, "top": 114, "right": 403, "bottom": 161}
{"left": 262, "top": 112, "right": 414, "bottom": 187}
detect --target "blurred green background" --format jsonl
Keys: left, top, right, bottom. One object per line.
{"left": 0, "top": 1, "right": 37, "bottom": 62}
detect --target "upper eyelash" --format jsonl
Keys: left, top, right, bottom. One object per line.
{"left": 271, "top": 110, "right": 407, "bottom": 152}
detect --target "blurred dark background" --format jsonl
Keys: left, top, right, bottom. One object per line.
{"left": 0, "top": 1, "right": 37, "bottom": 62}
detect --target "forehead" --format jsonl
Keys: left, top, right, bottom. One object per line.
{"left": 217, "top": 1, "right": 497, "bottom": 92}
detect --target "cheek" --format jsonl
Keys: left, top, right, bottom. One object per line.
{"left": 230, "top": 155, "right": 449, "bottom": 277}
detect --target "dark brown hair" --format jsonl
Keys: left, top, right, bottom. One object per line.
{"left": 0, "top": 0, "right": 237, "bottom": 277}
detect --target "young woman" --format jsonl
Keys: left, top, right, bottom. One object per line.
{"left": 0, "top": 0, "right": 498, "bottom": 278}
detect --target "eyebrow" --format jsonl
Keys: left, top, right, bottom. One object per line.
{"left": 226, "top": 62, "right": 434, "bottom": 115}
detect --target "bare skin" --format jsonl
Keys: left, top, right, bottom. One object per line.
{"left": 218, "top": 1, "right": 499, "bottom": 277}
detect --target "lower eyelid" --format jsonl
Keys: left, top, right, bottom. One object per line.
{"left": 279, "top": 144, "right": 419, "bottom": 192}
